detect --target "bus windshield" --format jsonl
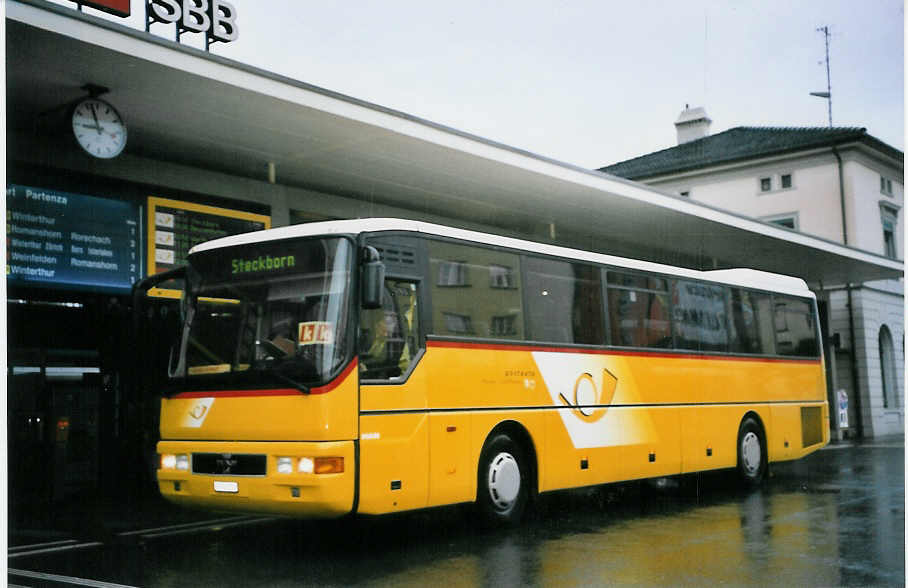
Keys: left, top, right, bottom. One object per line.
{"left": 173, "top": 237, "right": 354, "bottom": 390}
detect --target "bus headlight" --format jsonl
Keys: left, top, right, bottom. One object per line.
{"left": 161, "top": 453, "right": 189, "bottom": 471}
{"left": 277, "top": 457, "right": 294, "bottom": 474}
{"left": 298, "top": 457, "right": 314, "bottom": 474}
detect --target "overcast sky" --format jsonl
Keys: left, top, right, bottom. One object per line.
{"left": 63, "top": 0, "right": 904, "bottom": 169}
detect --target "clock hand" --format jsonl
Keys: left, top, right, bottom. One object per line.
{"left": 89, "top": 103, "right": 102, "bottom": 135}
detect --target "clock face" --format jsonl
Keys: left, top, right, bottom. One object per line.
{"left": 72, "top": 98, "right": 127, "bottom": 159}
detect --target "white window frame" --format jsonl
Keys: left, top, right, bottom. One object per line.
{"left": 879, "top": 201, "right": 900, "bottom": 259}
{"left": 758, "top": 173, "right": 794, "bottom": 195}
{"left": 780, "top": 173, "right": 793, "bottom": 190}
{"left": 762, "top": 212, "right": 799, "bottom": 230}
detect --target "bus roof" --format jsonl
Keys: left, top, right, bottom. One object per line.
{"left": 190, "top": 218, "right": 813, "bottom": 298}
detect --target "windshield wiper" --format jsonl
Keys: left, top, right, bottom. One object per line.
{"left": 265, "top": 369, "right": 311, "bottom": 395}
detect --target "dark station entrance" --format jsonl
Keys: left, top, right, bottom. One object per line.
{"left": 7, "top": 287, "right": 181, "bottom": 518}
{"left": 6, "top": 166, "right": 269, "bottom": 526}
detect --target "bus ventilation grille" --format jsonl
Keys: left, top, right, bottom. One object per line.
{"left": 801, "top": 407, "right": 823, "bottom": 448}
{"left": 192, "top": 453, "right": 267, "bottom": 476}
{"left": 375, "top": 246, "right": 416, "bottom": 271}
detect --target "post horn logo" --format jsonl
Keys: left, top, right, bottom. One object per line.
{"left": 189, "top": 403, "right": 208, "bottom": 420}
{"left": 558, "top": 368, "right": 618, "bottom": 423}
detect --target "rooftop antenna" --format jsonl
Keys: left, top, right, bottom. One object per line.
{"left": 810, "top": 26, "right": 833, "bottom": 127}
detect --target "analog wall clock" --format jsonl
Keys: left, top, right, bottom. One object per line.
{"left": 71, "top": 97, "right": 128, "bottom": 159}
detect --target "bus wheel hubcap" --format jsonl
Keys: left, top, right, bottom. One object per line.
{"left": 742, "top": 431, "right": 761, "bottom": 474}
{"left": 488, "top": 452, "right": 521, "bottom": 510}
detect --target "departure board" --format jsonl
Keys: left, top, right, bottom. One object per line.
{"left": 6, "top": 184, "right": 141, "bottom": 292}
{"left": 147, "top": 196, "right": 270, "bottom": 297}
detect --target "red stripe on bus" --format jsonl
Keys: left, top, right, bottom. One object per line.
{"left": 173, "top": 358, "right": 358, "bottom": 398}
{"left": 426, "top": 340, "right": 821, "bottom": 364}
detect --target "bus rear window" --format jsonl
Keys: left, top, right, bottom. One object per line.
{"left": 773, "top": 296, "right": 819, "bottom": 357}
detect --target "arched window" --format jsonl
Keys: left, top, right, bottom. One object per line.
{"left": 879, "top": 326, "right": 898, "bottom": 409}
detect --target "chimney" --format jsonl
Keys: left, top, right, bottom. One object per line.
{"left": 675, "top": 105, "right": 712, "bottom": 144}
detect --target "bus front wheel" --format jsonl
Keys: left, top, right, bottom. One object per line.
{"left": 736, "top": 416, "right": 767, "bottom": 486}
{"left": 477, "top": 434, "right": 529, "bottom": 526}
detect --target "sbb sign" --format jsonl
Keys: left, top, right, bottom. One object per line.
{"left": 148, "top": 0, "right": 238, "bottom": 43}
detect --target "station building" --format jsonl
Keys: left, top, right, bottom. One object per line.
{"left": 602, "top": 109, "right": 905, "bottom": 439}
{"left": 5, "top": 1, "right": 903, "bottom": 502}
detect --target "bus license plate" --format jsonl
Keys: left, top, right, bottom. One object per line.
{"left": 214, "top": 481, "right": 239, "bottom": 493}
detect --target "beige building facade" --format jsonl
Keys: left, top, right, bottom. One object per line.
{"left": 602, "top": 110, "right": 904, "bottom": 438}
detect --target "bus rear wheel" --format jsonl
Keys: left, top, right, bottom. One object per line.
{"left": 477, "top": 433, "right": 529, "bottom": 526}
{"left": 737, "top": 416, "right": 767, "bottom": 486}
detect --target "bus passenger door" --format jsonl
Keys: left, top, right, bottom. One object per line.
{"left": 357, "top": 277, "right": 429, "bottom": 515}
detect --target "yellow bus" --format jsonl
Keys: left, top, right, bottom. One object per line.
{"left": 150, "top": 218, "right": 828, "bottom": 524}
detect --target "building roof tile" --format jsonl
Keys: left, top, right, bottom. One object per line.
{"left": 599, "top": 126, "right": 903, "bottom": 179}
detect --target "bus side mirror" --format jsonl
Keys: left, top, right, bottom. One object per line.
{"left": 361, "top": 246, "right": 385, "bottom": 309}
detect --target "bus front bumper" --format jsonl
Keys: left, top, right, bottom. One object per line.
{"left": 156, "top": 440, "right": 355, "bottom": 518}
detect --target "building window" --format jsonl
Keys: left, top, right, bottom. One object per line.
{"left": 489, "top": 264, "right": 516, "bottom": 289}
{"left": 879, "top": 326, "right": 898, "bottom": 409}
{"left": 884, "top": 225, "right": 897, "bottom": 258}
{"left": 760, "top": 177, "right": 772, "bottom": 192}
{"left": 437, "top": 261, "right": 468, "bottom": 287}
{"left": 881, "top": 176, "right": 894, "bottom": 196}
{"left": 763, "top": 213, "right": 799, "bottom": 230}
{"left": 442, "top": 312, "right": 473, "bottom": 334}
{"left": 772, "top": 218, "right": 796, "bottom": 229}
{"left": 490, "top": 314, "right": 518, "bottom": 337}
{"left": 880, "top": 203, "right": 900, "bottom": 259}
{"left": 781, "top": 174, "right": 792, "bottom": 189}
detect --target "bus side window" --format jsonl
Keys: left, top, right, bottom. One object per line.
{"left": 606, "top": 271, "right": 672, "bottom": 349}
{"left": 728, "top": 288, "right": 775, "bottom": 355}
{"left": 360, "top": 279, "right": 420, "bottom": 379}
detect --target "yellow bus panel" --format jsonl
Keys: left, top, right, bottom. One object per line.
{"left": 159, "top": 361, "right": 359, "bottom": 442}
{"left": 358, "top": 412, "right": 429, "bottom": 515}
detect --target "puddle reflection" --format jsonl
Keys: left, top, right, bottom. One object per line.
{"left": 94, "top": 449, "right": 902, "bottom": 587}
{"left": 364, "top": 485, "right": 841, "bottom": 587}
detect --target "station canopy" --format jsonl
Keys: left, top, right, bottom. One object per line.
{"left": 6, "top": 1, "right": 903, "bottom": 288}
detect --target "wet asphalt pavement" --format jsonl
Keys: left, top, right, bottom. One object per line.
{"left": 8, "top": 440, "right": 905, "bottom": 587}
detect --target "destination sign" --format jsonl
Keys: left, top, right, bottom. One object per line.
{"left": 147, "top": 196, "right": 269, "bottom": 297}
{"left": 6, "top": 184, "right": 141, "bottom": 293}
